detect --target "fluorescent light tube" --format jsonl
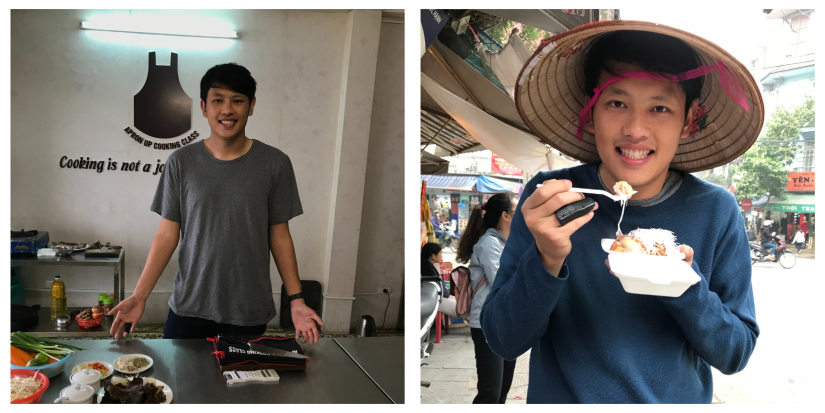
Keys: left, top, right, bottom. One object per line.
{"left": 80, "top": 20, "right": 238, "bottom": 39}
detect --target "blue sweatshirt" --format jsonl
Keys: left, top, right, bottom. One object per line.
{"left": 480, "top": 162, "right": 759, "bottom": 403}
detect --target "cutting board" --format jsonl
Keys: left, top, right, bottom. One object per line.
{"left": 85, "top": 247, "right": 122, "bottom": 258}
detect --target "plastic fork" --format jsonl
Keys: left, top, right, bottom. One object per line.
{"left": 534, "top": 185, "right": 634, "bottom": 202}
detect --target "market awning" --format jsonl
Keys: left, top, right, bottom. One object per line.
{"left": 476, "top": 175, "right": 510, "bottom": 193}
{"left": 421, "top": 174, "right": 476, "bottom": 191}
{"left": 421, "top": 151, "right": 450, "bottom": 175}
{"left": 485, "top": 175, "right": 523, "bottom": 193}
{"left": 765, "top": 193, "right": 815, "bottom": 213}
{"left": 420, "top": 108, "right": 481, "bottom": 154}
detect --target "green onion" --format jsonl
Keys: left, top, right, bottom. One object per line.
{"left": 11, "top": 332, "right": 85, "bottom": 358}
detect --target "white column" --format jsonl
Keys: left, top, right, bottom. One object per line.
{"left": 320, "top": 10, "right": 382, "bottom": 334}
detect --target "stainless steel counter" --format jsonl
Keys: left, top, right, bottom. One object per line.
{"left": 334, "top": 337, "right": 405, "bottom": 404}
{"left": 12, "top": 248, "right": 126, "bottom": 304}
{"left": 38, "top": 338, "right": 396, "bottom": 403}
{"left": 21, "top": 307, "right": 115, "bottom": 338}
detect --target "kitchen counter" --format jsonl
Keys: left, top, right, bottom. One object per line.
{"left": 334, "top": 337, "right": 405, "bottom": 403}
{"left": 38, "top": 337, "right": 398, "bottom": 403}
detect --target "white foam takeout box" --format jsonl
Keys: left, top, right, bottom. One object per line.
{"left": 601, "top": 239, "right": 700, "bottom": 297}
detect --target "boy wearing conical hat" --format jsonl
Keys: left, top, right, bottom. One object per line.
{"left": 480, "top": 21, "right": 761, "bottom": 403}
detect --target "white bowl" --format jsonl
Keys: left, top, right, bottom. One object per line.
{"left": 606, "top": 249, "right": 700, "bottom": 298}
{"left": 71, "top": 361, "right": 114, "bottom": 380}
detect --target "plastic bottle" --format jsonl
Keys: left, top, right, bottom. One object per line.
{"left": 50, "top": 275, "right": 67, "bottom": 321}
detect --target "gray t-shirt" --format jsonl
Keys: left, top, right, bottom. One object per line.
{"left": 151, "top": 139, "right": 303, "bottom": 326}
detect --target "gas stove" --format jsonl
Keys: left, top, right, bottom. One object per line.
{"left": 11, "top": 230, "right": 50, "bottom": 254}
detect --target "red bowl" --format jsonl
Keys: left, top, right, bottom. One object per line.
{"left": 11, "top": 369, "right": 50, "bottom": 404}
{"left": 76, "top": 313, "right": 104, "bottom": 328}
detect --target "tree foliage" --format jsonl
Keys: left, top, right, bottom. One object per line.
{"left": 485, "top": 20, "right": 549, "bottom": 52}
{"left": 732, "top": 94, "right": 815, "bottom": 204}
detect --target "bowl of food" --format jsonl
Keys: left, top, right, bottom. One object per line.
{"left": 603, "top": 229, "right": 699, "bottom": 297}
{"left": 71, "top": 361, "right": 114, "bottom": 380}
{"left": 11, "top": 369, "right": 50, "bottom": 404}
{"left": 76, "top": 308, "right": 104, "bottom": 328}
{"left": 11, "top": 350, "right": 73, "bottom": 379}
{"left": 53, "top": 245, "right": 75, "bottom": 257}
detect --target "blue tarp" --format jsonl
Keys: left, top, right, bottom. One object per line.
{"left": 475, "top": 175, "right": 510, "bottom": 193}
{"left": 420, "top": 174, "right": 517, "bottom": 193}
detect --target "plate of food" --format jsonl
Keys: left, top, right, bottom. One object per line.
{"left": 47, "top": 242, "right": 89, "bottom": 252}
{"left": 71, "top": 361, "right": 114, "bottom": 380}
{"left": 112, "top": 355, "right": 153, "bottom": 375}
{"left": 96, "top": 376, "right": 172, "bottom": 404}
{"left": 603, "top": 228, "right": 699, "bottom": 297}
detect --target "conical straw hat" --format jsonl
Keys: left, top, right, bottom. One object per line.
{"left": 515, "top": 20, "right": 764, "bottom": 173}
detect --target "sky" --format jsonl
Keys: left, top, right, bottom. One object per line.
{"left": 619, "top": 9, "right": 774, "bottom": 69}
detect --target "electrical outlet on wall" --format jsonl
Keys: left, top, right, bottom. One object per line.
{"left": 378, "top": 287, "right": 392, "bottom": 294}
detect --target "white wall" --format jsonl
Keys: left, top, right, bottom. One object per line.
{"left": 11, "top": 9, "right": 403, "bottom": 332}
{"left": 350, "top": 21, "right": 405, "bottom": 331}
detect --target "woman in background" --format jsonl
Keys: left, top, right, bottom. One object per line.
{"left": 456, "top": 192, "right": 518, "bottom": 404}
{"left": 421, "top": 242, "right": 442, "bottom": 278}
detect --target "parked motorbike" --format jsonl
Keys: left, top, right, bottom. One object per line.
{"left": 750, "top": 234, "right": 796, "bottom": 269}
{"left": 440, "top": 225, "right": 460, "bottom": 253}
{"left": 420, "top": 275, "right": 442, "bottom": 367}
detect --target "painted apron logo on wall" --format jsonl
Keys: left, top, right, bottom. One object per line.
{"left": 124, "top": 52, "right": 200, "bottom": 150}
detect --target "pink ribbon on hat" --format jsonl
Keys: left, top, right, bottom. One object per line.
{"left": 576, "top": 60, "right": 749, "bottom": 141}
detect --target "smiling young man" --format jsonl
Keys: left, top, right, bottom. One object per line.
{"left": 480, "top": 23, "right": 762, "bottom": 403}
{"left": 110, "top": 63, "right": 324, "bottom": 345}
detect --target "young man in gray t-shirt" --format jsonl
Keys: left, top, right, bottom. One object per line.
{"left": 109, "top": 63, "right": 324, "bottom": 344}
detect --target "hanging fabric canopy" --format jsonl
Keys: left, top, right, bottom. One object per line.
{"left": 422, "top": 73, "right": 579, "bottom": 175}
{"left": 475, "top": 175, "right": 511, "bottom": 193}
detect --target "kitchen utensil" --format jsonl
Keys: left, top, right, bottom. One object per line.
{"left": 534, "top": 185, "right": 637, "bottom": 202}
{"left": 53, "top": 245, "right": 74, "bottom": 257}
{"left": 70, "top": 368, "right": 102, "bottom": 393}
{"left": 358, "top": 315, "right": 376, "bottom": 337}
{"left": 217, "top": 334, "right": 308, "bottom": 359}
{"left": 54, "top": 383, "right": 95, "bottom": 404}
{"left": 56, "top": 314, "right": 71, "bottom": 328}
{"left": 554, "top": 197, "right": 596, "bottom": 226}
{"left": 10, "top": 304, "right": 40, "bottom": 331}
{"left": 112, "top": 354, "right": 154, "bottom": 375}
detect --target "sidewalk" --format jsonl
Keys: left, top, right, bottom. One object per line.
{"left": 420, "top": 326, "right": 529, "bottom": 404}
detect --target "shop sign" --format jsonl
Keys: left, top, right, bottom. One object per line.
{"left": 787, "top": 172, "right": 814, "bottom": 191}
{"left": 469, "top": 195, "right": 481, "bottom": 208}
{"left": 491, "top": 153, "right": 523, "bottom": 176}
{"left": 740, "top": 198, "right": 752, "bottom": 211}
{"left": 766, "top": 204, "right": 815, "bottom": 213}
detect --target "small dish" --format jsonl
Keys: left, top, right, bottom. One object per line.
{"left": 112, "top": 354, "right": 154, "bottom": 375}
{"left": 71, "top": 361, "right": 114, "bottom": 380}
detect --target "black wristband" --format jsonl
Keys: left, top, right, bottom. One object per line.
{"left": 287, "top": 292, "right": 304, "bottom": 302}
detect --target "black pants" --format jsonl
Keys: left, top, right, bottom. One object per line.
{"left": 163, "top": 309, "right": 267, "bottom": 339}
{"left": 471, "top": 327, "right": 517, "bottom": 404}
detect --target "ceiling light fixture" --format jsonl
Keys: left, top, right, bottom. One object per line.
{"left": 80, "top": 20, "right": 238, "bottom": 39}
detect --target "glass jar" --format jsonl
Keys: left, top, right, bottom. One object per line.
{"left": 102, "top": 297, "right": 114, "bottom": 316}
{"left": 98, "top": 293, "right": 108, "bottom": 307}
